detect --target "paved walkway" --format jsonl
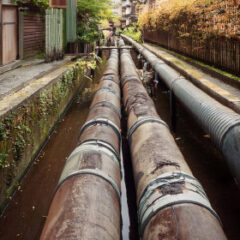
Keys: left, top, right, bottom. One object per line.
{"left": 143, "top": 43, "right": 240, "bottom": 113}
{"left": 0, "top": 57, "right": 71, "bottom": 100}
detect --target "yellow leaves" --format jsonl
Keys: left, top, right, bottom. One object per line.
{"left": 138, "top": 0, "right": 240, "bottom": 40}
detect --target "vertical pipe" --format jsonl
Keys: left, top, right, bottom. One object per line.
{"left": 40, "top": 49, "right": 122, "bottom": 239}
{"left": 120, "top": 42, "right": 226, "bottom": 240}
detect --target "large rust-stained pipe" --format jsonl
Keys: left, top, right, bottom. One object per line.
{"left": 122, "top": 34, "right": 240, "bottom": 185}
{"left": 120, "top": 44, "right": 227, "bottom": 239}
{"left": 40, "top": 49, "right": 122, "bottom": 240}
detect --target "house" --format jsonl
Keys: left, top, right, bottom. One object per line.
{"left": 121, "top": 0, "right": 138, "bottom": 27}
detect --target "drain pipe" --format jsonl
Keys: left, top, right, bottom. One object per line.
{"left": 40, "top": 49, "right": 122, "bottom": 239}
{"left": 122, "top": 34, "right": 240, "bottom": 185}
{"left": 120, "top": 44, "right": 226, "bottom": 239}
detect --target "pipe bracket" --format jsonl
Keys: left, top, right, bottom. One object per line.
{"left": 94, "top": 87, "right": 120, "bottom": 98}
{"left": 66, "top": 142, "right": 121, "bottom": 169}
{"left": 79, "top": 118, "right": 121, "bottom": 142}
{"left": 57, "top": 169, "right": 121, "bottom": 204}
{"left": 127, "top": 117, "right": 169, "bottom": 140}
{"left": 90, "top": 101, "right": 121, "bottom": 118}
{"left": 138, "top": 171, "right": 220, "bottom": 238}
{"left": 80, "top": 139, "right": 120, "bottom": 160}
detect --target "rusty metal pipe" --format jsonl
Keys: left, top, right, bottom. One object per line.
{"left": 120, "top": 45, "right": 227, "bottom": 239}
{"left": 40, "top": 49, "right": 122, "bottom": 240}
{"left": 122, "top": 35, "right": 240, "bottom": 185}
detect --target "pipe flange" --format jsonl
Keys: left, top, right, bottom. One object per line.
{"left": 79, "top": 139, "right": 120, "bottom": 161}
{"left": 170, "top": 75, "right": 186, "bottom": 90}
{"left": 90, "top": 101, "right": 121, "bottom": 118}
{"left": 78, "top": 118, "right": 121, "bottom": 142}
{"left": 101, "top": 74, "right": 118, "bottom": 84}
{"left": 127, "top": 117, "right": 169, "bottom": 140}
{"left": 67, "top": 142, "right": 121, "bottom": 169}
{"left": 121, "top": 74, "right": 141, "bottom": 86}
{"left": 138, "top": 171, "right": 220, "bottom": 238}
{"left": 94, "top": 87, "right": 120, "bottom": 98}
{"left": 57, "top": 169, "right": 121, "bottom": 204}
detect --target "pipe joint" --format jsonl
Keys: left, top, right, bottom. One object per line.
{"left": 138, "top": 171, "right": 220, "bottom": 238}
{"left": 90, "top": 101, "right": 121, "bottom": 118}
{"left": 127, "top": 117, "right": 169, "bottom": 141}
{"left": 79, "top": 118, "right": 121, "bottom": 143}
{"left": 67, "top": 142, "right": 121, "bottom": 169}
{"left": 80, "top": 139, "right": 120, "bottom": 160}
{"left": 58, "top": 169, "right": 121, "bottom": 204}
{"left": 94, "top": 87, "right": 120, "bottom": 98}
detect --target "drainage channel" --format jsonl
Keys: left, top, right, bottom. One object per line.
{"left": 154, "top": 83, "right": 240, "bottom": 239}
{"left": 121, "top": 105, "right": 138, "bottom": 240}
{"left": 0, "top": 101, "right": 90, "bottom": 240}
{"left": 1, "top": 45, "right": 239, "bottom": 239}
{"left": 0, "top": 50, "right": 138, "bottom": 240}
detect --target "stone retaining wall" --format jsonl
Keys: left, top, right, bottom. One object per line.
{"left": 0, "top": 60, "right": 90, "bottom": 211}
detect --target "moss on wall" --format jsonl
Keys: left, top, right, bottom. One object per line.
{"left": 0, "top": 59, "right": 93, "bottom": 211}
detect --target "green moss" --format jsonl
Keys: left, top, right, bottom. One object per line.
{"left": 150, "top": 44, "right": 240, "bottom": 82}
{"left": 0, "top": 60, "right": 90, "bottom": 168}
{"left": 6, "top": 181, "right": 19, "bottom": 199}
{"left": 0, "top": 58, "right": 93, "bottom": 213}
{"left": 0, "top": 153, "right": 9, "bottom": 168}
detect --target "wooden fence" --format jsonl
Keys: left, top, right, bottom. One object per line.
{"left": 143, "top": 30, "right": 240, "bottom": 76}
{"left": 45, "top": 8, "right": 64, "bottom": 62}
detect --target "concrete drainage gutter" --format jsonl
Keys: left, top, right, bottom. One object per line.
{"left": 122, "top": 34, "right": 240, "bottom": 185}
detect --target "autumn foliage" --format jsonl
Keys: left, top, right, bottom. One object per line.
{"left": 138, "top": 0, "right": 240, "bottom": 40}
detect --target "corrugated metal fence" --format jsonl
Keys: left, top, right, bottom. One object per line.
{"left": 45, "top": 8, "right": 64, "bottom": 62}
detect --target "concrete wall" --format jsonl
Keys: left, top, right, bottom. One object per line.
{"left": 0, "top": 60, "right": 90, "bottom": 211}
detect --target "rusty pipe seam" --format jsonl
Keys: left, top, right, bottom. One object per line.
{"left": 80, "top": 139, "right": 120, "bottom": 158}
{"left": 127, "top": 117, "right": 169, "bottom": 140}
{"left": 78, "top": 118, "right": 121, "bottom": 142}
{"left": 78, "top": 138, "right": 121, "bottom": 158}
{"left": 122, "top": 35, "right": 240, "bottom": 147}
{"left": 138, "top": 171, "right": 220, "bottom": 237}
{"left": 94, "top": 87, "right": 120, "bottom": 98}
{"left": 78, "top": 138, "right": 123, "bottom": 178}
{"left": 90, "top": 101, "right": 121, "bottom": 117}
{"left": 100, "top": 75, "right": 119, "bottom": 84}
{"left": 66, "top": 142, "right": 121, "bottom": 169}
{"left": 122, "top": 34, "right": 240, "bottom": 184}
{"left": 121, "top": 76, "right": 141, "bottom": 86}
{"left": 57, "top": 168, "right": 121, "bottom": 202}
{"left": 40, "top": 49, "right": 122, "bottom": 239}
{"left": 120, "top": 45, "right": 225, "bottom": 239}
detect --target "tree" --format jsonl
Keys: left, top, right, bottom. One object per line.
{"left": 77, "top": 0, "right": 114, "bottom": 43}
{"left": 14, "top": 0, "right": 49, "bottom": 9}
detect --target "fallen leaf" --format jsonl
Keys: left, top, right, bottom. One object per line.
{"left": 203, "top": 134, "right": 210, "bottom": 138}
